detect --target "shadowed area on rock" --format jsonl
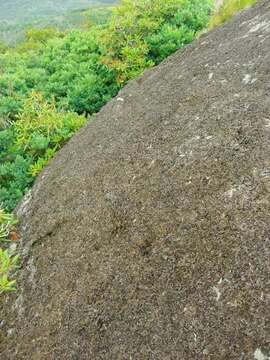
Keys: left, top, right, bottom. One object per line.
{"left": 1, "top": 1, "right": 270, "bottom": 359}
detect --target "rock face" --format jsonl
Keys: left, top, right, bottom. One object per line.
{"left": 1, "top": 1, "right": 270, "bottom": 359}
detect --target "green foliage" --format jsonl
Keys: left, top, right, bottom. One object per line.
{"left": 0, "top": 93, "right": 87, "bottom": 211}
{"left": 16, "top": 28, "right": 63, "bottom": 53}
{"left": 209, "top": 0, "right": 257, "bottom": 29}
{"left": 15, "top": 92, "right": 87, "bottom": 157}
{"left": 0, "top": 247, "right": 19, "bottom": 294}
{"left": 0, "top": 208, "right": 17, "bottom": 239}
{"left": 0, "top": 272, "right": 17, "bottom": 294}
{"left": 0, "top": 127, "right": 33, "bottom": 211}
{"left": 29, "top": 148, "right": 57, "bottom": 177}
{"left": 0, "top": 27, "right": 119, "bottom": 118}
{"left": 100, "top": 0, "right": 213, "bottom": 83}
{"left": 0, "top": 208, "right": 19, "bottom": 295}
{"left": 0, "top": 154, "right": 33, "bottom": 212}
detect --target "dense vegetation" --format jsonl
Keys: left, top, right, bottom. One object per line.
{"left": 0, "top": 0, "right": 213, "bottom": 212}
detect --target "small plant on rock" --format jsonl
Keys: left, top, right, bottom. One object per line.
{"left": 0, "top": 249, "right": 19, "bottom": 294}
{"left": 0, "top": 207, "right": 19, "bottom": 295}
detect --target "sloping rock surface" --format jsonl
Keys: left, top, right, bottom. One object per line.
{"left": 1, "top": 1, "right": 270, "bottom": 359}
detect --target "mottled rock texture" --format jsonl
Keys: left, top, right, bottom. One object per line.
{"left": 1, "top": 1, "right": 270, "bottom": 359}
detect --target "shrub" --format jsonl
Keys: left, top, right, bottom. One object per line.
{"left": 100, "top": 0, "right": 213, "bottom": 84}
{"left": 15, "top": 92, "right": 86, "bottom": 154}
{"left": 0, "top": 28, "right": 119, "bottom": 118}
{"left": 0, "top": 92, "right": 87, "bottom": 211}
{"left": 0, "top": 127, "right": 34, "bottom": 211}
{"left": 14, "top": 92, "right": 87, "bottom": 175}
{"left": 0, "top": 153, "right": 33, "bottom": 212}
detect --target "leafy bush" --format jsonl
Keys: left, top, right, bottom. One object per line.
{"left": 0, "top": 93, "right": 87, "bottom": 211}
{"left": 0, "top": 127, "right": 34, "bottom": 211}
{"left": 0, "top": 153, "right": 33, "bottom": 212}
{"left": 100, "top": 0, "right": 213, "bottom": 83}
{"left": 15, "top": 92, "right": 87, "bottom": 158}
{"left": 209, "top": 0, "right": 257, "bottom": 29}
{"left": 0, "top": 27, "right": 119, "bottom": 118}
